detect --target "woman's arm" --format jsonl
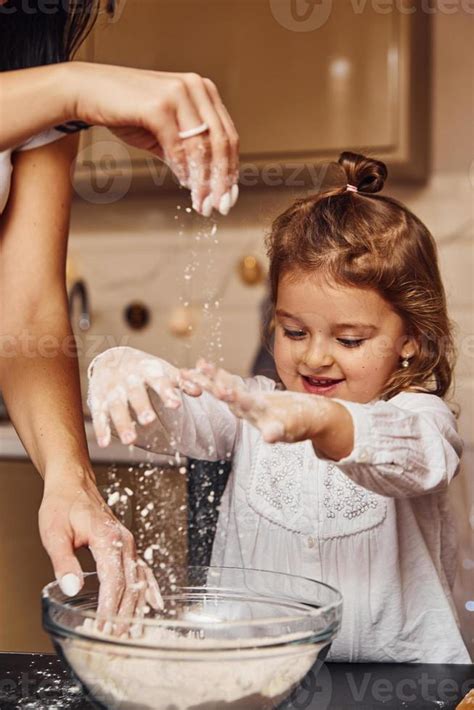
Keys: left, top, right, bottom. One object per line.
{"left": 0, "top": 134, "right": 87, "bottom": 475}
{"left": 0, "top": 64, "right": 73, "bottom": 150}
{"left": 0, "top": 62, "right": 239, "bottom": 214}
{"left": 0, "top": 136, "right": 162, "bottom": 616}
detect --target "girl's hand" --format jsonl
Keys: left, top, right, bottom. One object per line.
{"left": 183, "top": 360, "right": 331, "bottom": 444}
{"left": 39, "top": 475, "right": 163, "bottom": 628}
{"left": 88, "top": 347, "right": 202, "bottom": 448}
{"left": 188, "top": 361, "right": 354, "bottom": 458}
{"left": 226, "top": 389, "right": 332, "bottom": 444}
{"left": 70, "top": 63, "right": 239, "bottom": 216}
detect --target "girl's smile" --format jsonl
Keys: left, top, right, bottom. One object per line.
{"left": 300, "top": 375, "right": 345, "bottom": 395}
{"left": 274, "top": 270, "right": 416, "bottom": 404}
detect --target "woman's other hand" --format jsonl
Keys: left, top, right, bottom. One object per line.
{"left": 69, "top": 64, "right": 239, "bottom": 216}
{"left": 39, "top": 474, "right": 163, "bottom": 627}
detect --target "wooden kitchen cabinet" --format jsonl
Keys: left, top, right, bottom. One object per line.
{"left": 75, "top": 0, "right": 429, "bottom": 185}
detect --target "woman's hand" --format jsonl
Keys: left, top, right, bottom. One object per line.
{"left": 88, "top": 347, "right": 202, "bottom": 447}
{"left": 69, "top": 63, "right": 239, "bottom": 216}
{"left": 39, "top": 473, "right": 163, "bottom": 627}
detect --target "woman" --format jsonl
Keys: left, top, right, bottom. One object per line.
{"left": 0, "top": 0, "right": 239, "bottom": 621}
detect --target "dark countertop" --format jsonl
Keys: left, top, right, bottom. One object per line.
{"left": 0, "top": 653, "right": 472, "bottom": 709}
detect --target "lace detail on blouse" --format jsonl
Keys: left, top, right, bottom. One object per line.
{"left": 254, "top": 442, "right": 304, "bottom": 514}
{"left": 324, "top": 463, "right": 379, "bottom": 520}
{"left": 247, "top": 440, "right": 313, "bottom": 534}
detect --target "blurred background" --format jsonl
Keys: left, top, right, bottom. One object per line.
{"left": 0, "top": 0, "right": 472, "bottom": 656}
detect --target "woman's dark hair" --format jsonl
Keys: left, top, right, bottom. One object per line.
{"left": 0, "top": 0, "right": 115, "bottom": 71}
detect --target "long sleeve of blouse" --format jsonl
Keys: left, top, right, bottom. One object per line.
{"left": 326, "top": 392, "right": 462, "bottom": 498}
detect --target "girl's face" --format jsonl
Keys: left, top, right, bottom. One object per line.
{"left": 274, "top": 270, "right": 416, "bottom": 403}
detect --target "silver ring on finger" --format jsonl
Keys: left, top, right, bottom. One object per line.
{"left": 178, "top": 122, "right": 209, "bottom": 140}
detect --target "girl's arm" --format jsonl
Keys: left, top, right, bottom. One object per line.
{"left": 0, "top": 136, "right": 162, "bottom": 615}
{"left": 0, "top": 63, "right": 239, "bottom": 213}
{"left": 87, "top": 348, "right": 243, "bottom": 461}
{"left": 190, "top": 371, "right": 462, "bottom": 498}
{"left": 316, "top": 392, "right": 462, "bottom": 498}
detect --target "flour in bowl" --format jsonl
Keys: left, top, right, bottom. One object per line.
{"left": 63, "top": 622, "right": 322, "bottom": 709}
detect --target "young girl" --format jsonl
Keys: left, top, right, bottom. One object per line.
{"left": 88, "top": 152, "right": 470, "bottom": 664}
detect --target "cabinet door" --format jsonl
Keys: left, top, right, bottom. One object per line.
{"left": 75, "top": 0, "right": 428, "bottom": 183}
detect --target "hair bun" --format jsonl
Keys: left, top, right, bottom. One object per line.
{"left": 338, "top": 151, "right": 388, "bottom": 194}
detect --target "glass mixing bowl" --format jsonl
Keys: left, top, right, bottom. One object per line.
{"left": 43, "top": 566, "right": 342, "bottom": 710}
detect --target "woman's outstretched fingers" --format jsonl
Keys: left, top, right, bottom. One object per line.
{"left": 182, "top": 73, "right": 231, "bottom": 214}
{"left": 203, "top": 77, "right": 239, "bottom": 209}
{"left": 130, "top": 561, "right": 149, "bottom": 639}
{"left": 93, "top": 538, "right": 126, "bottom": 632}
{"left": 173, "top": 77, "right": 212, "bottom": 213}
{"left": 156, "top": 111, "right": 189, "bottom": 187}
{"left": 142, "top": 562, "right": 164, "bottom": 610}
{"left": 114, "top": 532, "right": 141, "bottom": 636}
{"left": 182, "top": 132, "right": 212, "bottom": 215}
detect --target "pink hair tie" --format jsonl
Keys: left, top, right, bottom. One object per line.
{"left": 346, "top": 184, "right": 358, "bottom": 193}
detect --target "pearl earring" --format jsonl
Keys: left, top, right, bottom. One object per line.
{"left": 401, "top": 357, "right": 410, "bottom": 368}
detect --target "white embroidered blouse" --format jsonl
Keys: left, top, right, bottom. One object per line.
{"left": 137, "top": 373, "right": 470, "bottom": 664}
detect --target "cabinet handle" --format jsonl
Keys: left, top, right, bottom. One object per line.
{"left": 168, "top": 306, "right": 194, "bottom": 338}
{"left": 124, "top": 302, "right": 151, "bottom": 330}
{"left": 237, "top": 255, "right": 265, "bottom": 286}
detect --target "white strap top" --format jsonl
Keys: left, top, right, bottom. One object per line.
{"left": 0, "top": 128, "right": 67, "bottom": 214}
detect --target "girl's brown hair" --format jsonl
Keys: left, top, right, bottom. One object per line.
{"left": 266, "top": 152, "right": 455, "bottom": 400}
